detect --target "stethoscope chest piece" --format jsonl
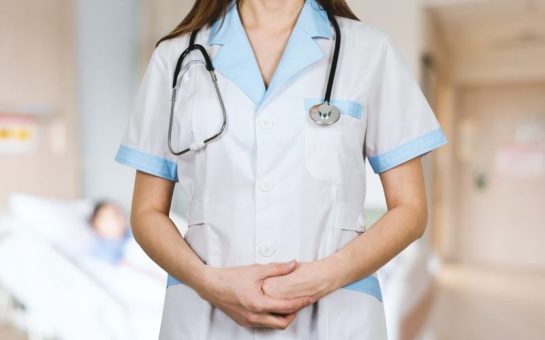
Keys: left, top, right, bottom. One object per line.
{"left": 309, "top": 103, "right": 340, "bottom": 125}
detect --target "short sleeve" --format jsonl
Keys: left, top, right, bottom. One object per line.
{"left": 364, "top": 35, "right": 448, "bottom": 174}
{"left": 114, "top": 46, "right": 179, "bottom": 182}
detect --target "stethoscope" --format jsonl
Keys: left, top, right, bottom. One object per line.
{"left": 167, "top": 8, "right": 342, "bottom": 156}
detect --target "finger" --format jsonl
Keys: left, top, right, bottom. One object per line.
{"left": 258, "top": 260, "right": 297, "bottom": 279}
{"left": 259, "top": 295, "right": 314, "bottom": 314}
{"left": 249, "top": 312, "right": 296, "bottom": 330}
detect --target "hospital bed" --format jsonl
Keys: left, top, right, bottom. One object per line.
{"left": 0, "top": 193, "right": 187, "bottom": 340}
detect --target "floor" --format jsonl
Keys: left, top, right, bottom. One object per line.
{"left": 429, "top": 263, "right": 545, "bottom": 340}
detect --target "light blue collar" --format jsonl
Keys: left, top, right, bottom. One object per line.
{"left": 206, "top": 0, "right": 333, "bottom": 108}
{"left": 208, "top": 0, "right": 332, "bottom": 45}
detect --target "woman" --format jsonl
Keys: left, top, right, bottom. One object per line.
{"left": 115, "top": 0, "right": 447, "bottom": 339}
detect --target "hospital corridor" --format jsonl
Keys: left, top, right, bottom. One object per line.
{"left": 1, "top": 0, "right": 544, "bottom": 339}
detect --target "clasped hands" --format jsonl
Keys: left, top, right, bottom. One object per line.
{"left": 197, "top": 258, "right": 342, "bottom": 330}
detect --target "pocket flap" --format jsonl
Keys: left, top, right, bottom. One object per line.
{"left": 187, "top": 199, "right": 205, "bottom": 226}
{"left": 333, "top": 204, "right": 366, "bottom": 232}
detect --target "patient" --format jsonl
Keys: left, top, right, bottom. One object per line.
{"left": 88, "top": 200, "right": 132, "bottom": 265}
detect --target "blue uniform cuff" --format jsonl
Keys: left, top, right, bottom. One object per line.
{"left": 115, "top": 145, "right": 178, "bottom": 182}
{"left": 368, "top": 128, "right": 448, "bottom": 174}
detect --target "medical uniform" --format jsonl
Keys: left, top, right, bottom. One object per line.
{"left": 115, "top": 0, "right": 447, "bottom": 339}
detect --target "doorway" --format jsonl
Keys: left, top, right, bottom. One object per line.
{"left": 425, "top": 0, "right": 545, "bottom": 339}
{"left": 454, "top": 83, "right": 545, "bottom": 268}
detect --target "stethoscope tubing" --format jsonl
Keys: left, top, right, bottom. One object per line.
{"left": 168, "top": 9, "right": 341, "bottom": 155}
{"left": 324, "top": 12, "right": 341, "bottom": 105}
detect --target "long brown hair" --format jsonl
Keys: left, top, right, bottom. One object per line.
{"left": 156, "top": 0, "right": 359, "bottom": 47}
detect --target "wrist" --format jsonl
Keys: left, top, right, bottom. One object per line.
{"left": 193, "top": 264, "right": 218, "bottom": 299}
{"left": 319, "top": 251, "right": 351, "bottom": 292}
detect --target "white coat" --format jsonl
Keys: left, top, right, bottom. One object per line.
{"left": 115, "top": 0, "right": 448, "bottom": 339}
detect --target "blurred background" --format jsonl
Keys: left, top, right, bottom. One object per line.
{"left": 1, "top": 0, "right": 544, "bottom": 339}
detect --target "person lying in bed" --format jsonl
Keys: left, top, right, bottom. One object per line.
{"left": 88, "top": 200, "right": 132, "bottom": 265}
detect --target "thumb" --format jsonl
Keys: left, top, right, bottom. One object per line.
{"left": 259, "top": 260, "right": 297, "bottom": 278}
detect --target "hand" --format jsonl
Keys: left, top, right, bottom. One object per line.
{"left": 261, "top": 258, "right": 341, "bottom": 302}
{"left": 197, "top": 260, "right": 314, "bottom": 330}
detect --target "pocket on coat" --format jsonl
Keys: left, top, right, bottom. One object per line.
{"left": 304, "top": 125, "right": 345, "bottom": 184}
{"left": 328, "top": 203, "right": 366, "bottom": 253}
{"left": 303, "top": 98, "right": 364, "bottom": 185}
{"left": 183, "top": 199, "right": 210, "bottom": 264}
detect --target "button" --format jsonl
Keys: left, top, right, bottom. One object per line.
{"left": 259, "top": 244, "right": 275, "bottom": 257}
{"left": 258, "top": 180, "right": 274, "bottom": 192}
{"left": 259, "top": 117, "right": 274, "bottom": 129}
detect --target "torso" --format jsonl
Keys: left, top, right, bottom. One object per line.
{"left": 155, "top": 4, "right": 390, "bottom": 339}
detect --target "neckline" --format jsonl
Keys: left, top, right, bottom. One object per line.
{"left": 234, "top": 1, "right": 306, "bottom": 94}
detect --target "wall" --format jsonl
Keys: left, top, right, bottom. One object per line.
{"left": 348, "top": 0, "right": 424, "bottom": 73}
{"left": 454, "top": 83, "right": 545, "bottom": 268}
{"left": 0, "top": 0, "right": 79, "bottom": 211}
{"left": 76, "top": 0, "right": 139, "bottom": 208}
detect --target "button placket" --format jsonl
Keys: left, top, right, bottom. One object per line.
{"left": 254, "top": 110, "right": 279, "bottom": 262}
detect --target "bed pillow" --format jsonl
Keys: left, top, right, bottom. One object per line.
{"left": 8, "top": 193, "right": 95, "bottom": 255}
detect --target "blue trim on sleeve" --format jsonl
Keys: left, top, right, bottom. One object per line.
{"left": 305, "top": 98, "right": 364, "bottom": 120}
{"left": 115, "top": 145, "right": 178, "bottom": 182}
{"left": 368, "top": 127, "right": 448, "bottom": 174}
{"left": 167, "top": 274, "right": 183, "bottom": 287}
{"left": 342, "top": 275, "right": 382, "bottom": 302}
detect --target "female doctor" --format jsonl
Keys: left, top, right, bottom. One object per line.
{"left": 115, "top": 0, "right": 448, "bottom": 339}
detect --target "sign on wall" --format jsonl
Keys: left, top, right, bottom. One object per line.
{"left": 0, "top": 113, "right": 39, "bottom": 154}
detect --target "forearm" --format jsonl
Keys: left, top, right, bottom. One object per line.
{"left": 131, "top": 209, "right": 209, "bottom": 293}
{"left": 325, "top": 202, "right": 427, "bottom": 290}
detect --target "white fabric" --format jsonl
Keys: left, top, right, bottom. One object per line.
{"left": 0, "top": 195, "right": 175, "bottom": 340}
{"left": 8, "top": 193, "right": 95, "bottom": 256}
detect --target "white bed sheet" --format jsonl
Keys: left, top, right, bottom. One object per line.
{"left": 0, "top": 193, "right": 189, "bottom": 340}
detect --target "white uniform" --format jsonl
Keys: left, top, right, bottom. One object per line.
{"left": 115, "top": 0, "right": 448, "bottom": 339}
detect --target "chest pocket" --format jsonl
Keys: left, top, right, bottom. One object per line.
{"left": 303, "top": 98, "right": 365, "bottom": 184}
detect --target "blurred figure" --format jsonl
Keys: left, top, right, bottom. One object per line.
{"left": 88, "top": 200, "right": 131, "bottom": 265}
